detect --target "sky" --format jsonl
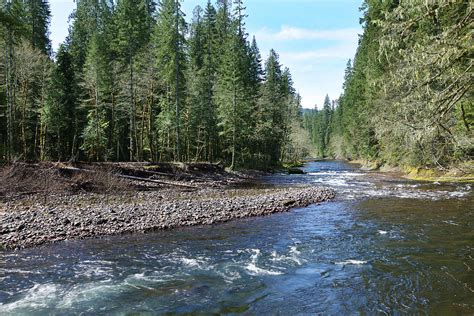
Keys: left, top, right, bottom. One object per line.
{"left": 49, "top": 0, "right": 363, "bottom": 109}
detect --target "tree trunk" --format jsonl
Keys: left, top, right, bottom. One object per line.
{"left": 129, "top": 55, "right": 135, "bottom": 162}
{"left": 174, "top": 0, "right": 181, "bottom": 162}
{"left": 6, "top": 27, "right": 14, "bottom": 161}
{"left": 231, "top": 84, "right": 237, "bottom": 170}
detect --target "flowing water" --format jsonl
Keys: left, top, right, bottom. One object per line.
{"left": 1, "top": 161, "right": 473, "bottom": 315}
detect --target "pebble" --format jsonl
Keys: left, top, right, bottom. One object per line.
{"left": 0, "top": 186, "right": 335, "bottom": 250}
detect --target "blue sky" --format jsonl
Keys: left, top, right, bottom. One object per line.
{"left": 49, "top": 0, "right": 363, "bottom": 109}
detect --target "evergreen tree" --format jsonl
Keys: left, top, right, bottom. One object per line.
{"left": 43, "top": 42, "right": 78, "bottom": 160}
{"left": 154, "top": 0, "right": 187, "bottom": 161}
{"left": 187, "top": 5, "right": 211, "bottom": 161}
{"left": 80, "top": 33, "right": 110, "bottom": 161}
{"left": 255, "top": 49, "right": 284, "bottom": 164}
{"left": 248, "top": 36, "right": 264, "bottom": 86}
{"left": 26, "top": 0, "right": 51, "bottom": 55}
{"left": 115, "top": 0, "right": 154, "bottom": 161}
{"left": 215, "top": 0, "right": 251, "bottom": 169}
{"left": 215, "top": 0, "right": 231, "bottom": 55}
{"left": 0, "top": 0, "right": 52, "bottom": 160}
{"left": 375, "top": 0, "right": 472, "bottom": 166}
{"left": 321, "top": 94, "right": 332, "bottom": 154}
{"left": 200, "top": 0, "right": 219, "bottom": 161}
{"left": 69, "top": 0, "right": 101, "bottom": 73}
{"left": 316, "top": 0, "right": 472, "bottom": 168}
{"left": 0, "top": 0, "right": 314, "bottom": 168}
{"left": 279, "top": 67, "right": 298, "bottom": 160}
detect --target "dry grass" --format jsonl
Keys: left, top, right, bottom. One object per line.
{"left": 69, "top": 165, "right": 131, "bottom": 194}
{"left": 0, "top": 163, "right": 67, "bottom": 198}
{"left": 0, "top": 163, "right": 132, "bottom": 200}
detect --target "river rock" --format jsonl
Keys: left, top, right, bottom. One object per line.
{"left": 0, "top": 186, "right": 335, "bottom": 250}
{"left": 288, "top": 168, "right": 305, "bottom": 175}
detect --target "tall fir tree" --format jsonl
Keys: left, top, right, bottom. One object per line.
{"left": 43, "top": 42, "right": 78, "bottom": 160}
{"left": 256, "top": 49, "right": 284, "bottom": 164}
{"left": 0, "top": 0, "right": 313, "bottom": 166}
{"left": 26, "top": 0, "right": 51, "bottom": 55}
{"left": 115, "top": 0, "right": 154, "bottom": 161}
{"left": 215, "top": 0, "right": 251, "bottom": 169}
{"left": 154, "top": 0, "right": 186, "bottom": 161}
{"left": 80, "top": 32, "right": 110, "bottom": 161}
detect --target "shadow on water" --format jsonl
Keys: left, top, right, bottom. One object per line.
{"left": 0, "top": 161, "right": 473, "bottom": 314}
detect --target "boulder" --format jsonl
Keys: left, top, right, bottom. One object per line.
{"left": 288, "top": 168, "right": 305, "bottom": 175}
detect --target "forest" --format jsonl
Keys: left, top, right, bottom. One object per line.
{"left": 1, "top": 0, "right": 472, "bottom": 171}
{"left": 0, "top": 0, "right": 309, "bottom": 169}
{"left": 305, "top": 0, "right": 472, "bottom": 170}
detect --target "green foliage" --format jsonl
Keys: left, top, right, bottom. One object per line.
{"left": 0, "top": 0, "right": 311, "bottom": 169}
{"left": 26, "top": 0, "right": 51, "bottom": 55}
{"left": 311, "top": 0, "right": 472, "bottom": 169}
{"left": 214, "top": 0, "right": 249, "bottom": 169}
{"left": 303, "top": 95, "right": 335, "bottom": 159}
{"left": 80, "top": 110, "right": 109, "bottom": 161}
{"left": 255, "top": 50, "right": 284, "bottom": 163}
{"left": 42, "top": 43, "right": 78, "bottom": 160}
{"left": 154, "top": 0, "right": 187, "bottom": 161}
{"left": 374, "top": 0, "right": 473, "bottom": 166}
{"left": 186, "top": 4, "right": 218, "bottom": 162}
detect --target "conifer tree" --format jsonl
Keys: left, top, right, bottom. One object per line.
{"left": 43, "top": 43, "right": 78, "bottom": 160}
{"left": 215, "top": 0, "right": 231, "bottom": 56}
{"left": 115, "top": 0, "right": 154, "bottom": 161}
{"left": 248, "top": 36, "right": 264, "bottom": 86}
{"left": 244, "top": 36, "right": 263, "bottom": 160}
{"left": 26, "top": 0, "right": 51, "bottom": 55}
{"left": 80, "top": 33, "right": 110, "bottom": 161}
{"left": 0, "top": 0, "right": 312, "bottom": 166}
{"left": 154, "top": 0, "right": 186, "bottom": 161}
{"left": 0, "top": 0, "right": 52, "bottom": 160}
{"left": 321, "top": 95, "right": 332, "bottom": 153}
{"left": 215, "top": 0, "right": 251, "bottom": 169}
{"left": 200, "top": 0, "right": 219, "bottom": 161}
{"left": 1, "top": 0, "right": 19, "bottom": 160}
{"left": 69, "top": 0, "right": 101, "bottom": 73}
{"left": 187, "top": 5, "right": 208, "bottom": 160}
{"left": 256, "top": 49, "right": 284, "bottom": 164}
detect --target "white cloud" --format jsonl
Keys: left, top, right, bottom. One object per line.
{"left": 255, "top": 26, "right": 360, "bottom": 42}
{"left": 280, "top": 44, "right": 357, "bottom": 61}
{"left": 252, "top": 25, "right": 361, "bottom": 109}
{"left": 291, "top": 70, "right": 346, "bottom": 109}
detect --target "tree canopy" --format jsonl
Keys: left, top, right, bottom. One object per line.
{"left": 0, "top": 0, "right": 310, "bottom": 168}
{"left": 305, "top": 0, "right": 473, "bottom": 169}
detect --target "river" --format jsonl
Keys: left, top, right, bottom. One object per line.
{"left": 1, "top": 161, "right": 473, "bottom": 314}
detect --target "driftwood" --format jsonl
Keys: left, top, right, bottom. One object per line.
{"left": 65, "top": 166, "right": 173, "bottom": 178}
{"left": 59, "top": 167, "right": 198, "bottom": 189}
{"left": 138, "top": 170, "right": 173, "bottom": 177}
{"left": 117, "top": 175, "right": 198, "bottom": 189}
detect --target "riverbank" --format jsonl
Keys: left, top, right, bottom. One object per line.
{"left": 0, "top": 163, "right": 335, "bottom": 250}
{"left": 347, "top": 160, "right": 474, "bottom": 183}
{"left": 1, "top": 160, "right": 471, "bottom": 315}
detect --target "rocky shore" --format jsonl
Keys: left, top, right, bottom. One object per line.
{"left": 0, "top": 186, "right": 335, "bottom": 250}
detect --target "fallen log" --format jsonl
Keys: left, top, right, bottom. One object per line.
{"left": 59, "top": 167, "right": 198, "bottom": 189}
{"left": 117, "top": 174, "right": 198, "bottom": 189}
{"left": 118, "top": 168, "right": 174, "bottom": 178}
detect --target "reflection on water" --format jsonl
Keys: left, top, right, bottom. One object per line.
{"left": 1, "top": 161, "right": 473, "bottom": 314}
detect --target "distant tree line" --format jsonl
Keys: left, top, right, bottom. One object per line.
{"left": 305, "top": 0, "right": 472, "bottom": 168}
{"left": 0, "top": 0, "right": 310, "bottom": 169}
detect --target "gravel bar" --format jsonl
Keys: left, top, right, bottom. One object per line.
{"left": 0, "top": 186, "right": 335, "bottom": 250}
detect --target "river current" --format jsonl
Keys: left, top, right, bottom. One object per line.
{"left": 1, "top": 161, "right": 473, "bottom": 314}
